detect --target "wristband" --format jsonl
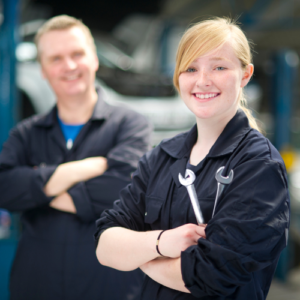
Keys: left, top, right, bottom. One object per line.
{"left": 156, "top": 230, "right": 166, "bottom": 256}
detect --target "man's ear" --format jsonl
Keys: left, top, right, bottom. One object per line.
{"left": 241, "top": 64, "right": 254, "bottom": 88}
{"left": 94, "top": 54, "right": 99, "bottom": 72}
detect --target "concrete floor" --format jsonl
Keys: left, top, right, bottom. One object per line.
{"left": 267, "top": 268, "right": 300, "bottom": 300}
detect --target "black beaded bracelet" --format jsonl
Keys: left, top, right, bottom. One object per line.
{"left": 156, "top": 230, "right": 166, "bottom": 256}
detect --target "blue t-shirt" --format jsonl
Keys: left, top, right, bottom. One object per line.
{"left": 57, "top": 116, "right": 85, "bottom": 149}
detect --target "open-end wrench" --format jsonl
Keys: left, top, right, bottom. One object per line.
{"left": 212, "top": 166, "right": 234, "bottom": 218}
{"left": 178, "top": 169, "right": 204, "bottom": 225}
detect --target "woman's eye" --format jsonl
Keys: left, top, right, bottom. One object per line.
{"left": 186, "top": 67, "right": 196, "bottom": 72}
{"left": 216, "top": 66, "right": 225, "bottom": 71}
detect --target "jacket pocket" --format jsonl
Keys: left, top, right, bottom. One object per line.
{"left": 144, "top": 196, "right": 163, "bottom": 225}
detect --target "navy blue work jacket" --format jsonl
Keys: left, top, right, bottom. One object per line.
{"left": 95, "top": 110, "right": 290, "bottom": 300}
{"left": 0, "top": 91, "right": 151, "bottom": 300}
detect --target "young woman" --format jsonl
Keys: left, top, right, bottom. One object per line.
{"left": 95, "top": 17, "right": 290, "bottom": 300}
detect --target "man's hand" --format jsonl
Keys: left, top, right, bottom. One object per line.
{"left": 49, "top": 192, "right": 76, "bottom": 213}
{"left": 158, "top": 223, "right": 206, "bottom": 258}
{"left": 44, "top": 156, "right": 108, "bottom": 196}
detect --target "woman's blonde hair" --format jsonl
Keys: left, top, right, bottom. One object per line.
{"left": 173, "top": 17, "right": 260, "bottom": 131}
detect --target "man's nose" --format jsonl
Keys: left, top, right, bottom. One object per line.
{"left": 196, "top": 70, "right": 212, "bottom": 87}
{"left": 64, "top": 57, "right": 77, "bottom": 70}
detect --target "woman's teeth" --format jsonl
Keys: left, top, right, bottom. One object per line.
{"left": 195, "top": 93, "right": 218, "bottom": 99}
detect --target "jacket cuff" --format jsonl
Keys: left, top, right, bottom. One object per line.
{"left": 94, "top": 220, "right": 120, "bottom": 248}
{"left": 68, "top": 181, "right": 96, "bottom": 222}
{"left": 181, "top": 247, "right": 207, "bottom": 298}
{"left": 31, "top": 165, "right": 57, "bottom": 205}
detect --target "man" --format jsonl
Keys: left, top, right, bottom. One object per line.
{"left": 0, "top": 15, "right": 151, "bottom": 300}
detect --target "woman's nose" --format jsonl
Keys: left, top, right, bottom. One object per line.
{"left": 196, "top": 70, "right": 212, "bottom": 87}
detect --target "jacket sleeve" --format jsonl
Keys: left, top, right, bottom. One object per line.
{"left": 0, "top": 126, "right": 56, "bottom": 212}
{"left": 181, "top": 159, "right": 290, "bottom": 297}
{"left": 69, "top": 113, "right": 152, "bottom": 222}
{"left": 94, "top": 149, "right": 153, "bottom": 241}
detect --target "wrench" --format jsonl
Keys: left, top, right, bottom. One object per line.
{"left": 178, "top": 169, "right": 204, "bottom": 225}
{"left": 212, "top": 166, "right": 234, "bottom": 218}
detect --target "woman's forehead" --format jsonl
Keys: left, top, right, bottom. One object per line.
{"left": 190, "top": 42, "right": 239, "bottom": 64}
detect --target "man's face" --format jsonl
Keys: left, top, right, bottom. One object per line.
{"left": 39, "top": 27, "right": 99, "bottom": 99}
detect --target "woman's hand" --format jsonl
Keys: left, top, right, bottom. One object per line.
{"left": 158, "top": 223, "right": 206, "bottom": 258}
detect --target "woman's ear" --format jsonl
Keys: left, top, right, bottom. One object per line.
{"left": 241, "top": 64, "right": 254, "bottom": 88}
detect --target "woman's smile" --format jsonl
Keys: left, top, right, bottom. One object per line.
{"left": 193, "top": 93, "right": 220, "bottom": 101}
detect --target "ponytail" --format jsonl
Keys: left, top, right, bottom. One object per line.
{"left": 239, "top": 91, "right": 261, "bottom": 132}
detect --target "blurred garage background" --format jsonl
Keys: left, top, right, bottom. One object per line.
{"left": 1, "top": 0, "right": 300, "bottom": 299}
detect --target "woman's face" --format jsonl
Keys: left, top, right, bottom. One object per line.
{"left": 178, "top": 41, "right": 253, "bottom": 122}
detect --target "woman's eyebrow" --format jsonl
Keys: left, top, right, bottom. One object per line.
{"left": 209, "top": 57, "right": 230, "bottom": 62}
{"left": 192, "top": 56, "right": 232, "bottom": 64}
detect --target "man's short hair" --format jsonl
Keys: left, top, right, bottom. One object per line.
{"left": 34, "top": 15, "right": 97, "bottom": 61}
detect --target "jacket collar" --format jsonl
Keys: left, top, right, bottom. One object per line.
{"left": 161, "top": 109, "right": 252, "bottom": 159}
{"left": 34, "top": 86, "right": 111, "bottom": 128}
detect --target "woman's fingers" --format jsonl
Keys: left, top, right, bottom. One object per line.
{"left": 192, "top": 224, "right": 207, "bottom": 242}
{"left": 196, "top": 224, "right": 207, "bottom": 238}
{"left": 158, "top": 223, "right": 208, "bottom": 258}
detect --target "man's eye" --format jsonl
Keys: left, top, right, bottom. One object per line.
{"left": 216, "top": 66, "right": 225, "bottom": 70}
{"left": 51, "top": 56, "right": 61, "bottom": 62}
{"left": 187, "top": 68, "right": 196, "bottom": 72}
{"left": 74, "top": 52, "right": 83, "bottom": 57}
